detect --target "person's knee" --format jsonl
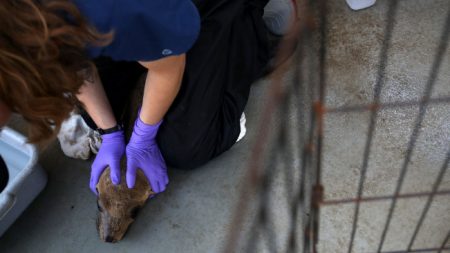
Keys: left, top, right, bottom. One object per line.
{"left": 158, "top": 141, "right": 206, "bottom": 170}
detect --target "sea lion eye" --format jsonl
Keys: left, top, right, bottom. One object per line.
{"left": 131, "top": 207, "right": 141, "bottom": 219}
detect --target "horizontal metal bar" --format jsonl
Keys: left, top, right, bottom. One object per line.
{"left": 326, "top": 96, "right": 450, "bottom": 114}
{"left": 377, "top": 247, "right": 450, "bottom": 253}
{"left": 320, "top": 190, "right": 450, "bottom": 206}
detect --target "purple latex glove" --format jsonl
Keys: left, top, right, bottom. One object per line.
{"left": 90, "top": 131, "right": 125, "bottom": 194}
{"left": 126, "top": 117, "right": 168, "bottom": 193}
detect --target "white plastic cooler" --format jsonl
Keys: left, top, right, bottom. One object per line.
{"left": 0, "top": 127, "right": 47, "bottom": 237}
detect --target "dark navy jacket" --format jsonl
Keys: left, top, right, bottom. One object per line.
{"left": 72, "top": 0, "right": 201, "bottom": 61}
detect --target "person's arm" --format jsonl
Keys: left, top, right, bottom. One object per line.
{"left": 76, "top": 67, "right": 117, "bottom": 130}
{"left": 77, "top": 67, "right": 125, "bottom": 194}
{"left": 138, "top": 53, "right": 185, "bottom": 124}
{"left": 125, "top": 54, "right": 185, "bottom": 192}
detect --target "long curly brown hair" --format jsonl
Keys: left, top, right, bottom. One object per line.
{"left": 0, "top": 0, "right": 111, "bottom": 144}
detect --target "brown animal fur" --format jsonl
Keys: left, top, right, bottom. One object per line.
{"left": 96, "top": 167, "right": 154, "bottom": 243}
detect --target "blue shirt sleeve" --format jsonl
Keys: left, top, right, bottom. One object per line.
{"left": 74, "top": 0, "right": 201, "bottom": 61}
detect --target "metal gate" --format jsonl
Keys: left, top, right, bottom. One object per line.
{"left": 224, "top": 1, "right": 450, "bottom": 252}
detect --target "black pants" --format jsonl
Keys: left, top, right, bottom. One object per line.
{"left": 83, "top": 0, "right": 271, "bottom": 170}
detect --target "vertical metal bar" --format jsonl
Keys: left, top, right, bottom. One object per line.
{"left": 310, "top": 0, "right": 328, "bottom": 251}
{"left": 303, "top": 107, "right": 316, "bottom": 253}
{"left": 303, "top": 3, "right": 319, "bottom": 251}
{"left": 304, "top": 96, "right": 317, "bottom": 253}
{"left": 305, "top": 54, "right": 318, "bottom": 253}
{"left": 304, "top": 223, "right": 313, "bottom": 253}
{"left": 377, "top": 7, "right": 450, "bottom": 252}
{"left": 275, "top": 90, "right": 293, "bottom": 251}
{"left": 245, "top": 152, "right": 278, "bottom": 253}
{"left": 437, "top": 231, "right": 450, "bottom": 253}
{"left": 286, "top": 26, "right": 304, "bottom": 253}
{"left": 281, "top": 93, "right": 294, "bottom": 203}
{"left": 347, "top": 1, "right": 399, "bottom": 252}
{"left": 245, "top": 221, "right": 261, "bottom": 253}
{"left": 299, "top": 146, "right": 312, "bottom": 253}
{"left": 260, "top": 136, "right": 283, "bottom": 253}
{"left": 406, "top": 148, "right": 449, "bottom": 250}
{"left": 286, "top": 4, "right": 314, "bottom": 247}
{"left": 315, "top": 0, "right": 327, "bottom": 186}
{"left": 222, "top": 12, "right": 302, "bottom": 252}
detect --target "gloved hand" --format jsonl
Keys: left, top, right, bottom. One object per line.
{"left": 90, "top": 131, "right": 125, "bottom": 194}
{"left": 126, "top": 117, "right": 168, "bottom": 193}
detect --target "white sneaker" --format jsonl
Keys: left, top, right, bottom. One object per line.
{"left": 236, "top": 112, "right": 247, "bottom": 143}
{"left": 263, "top": 0, "right": 295, "bottom": 36}
{"left": 346, "top": 0, "right": 376, "bottom": 10}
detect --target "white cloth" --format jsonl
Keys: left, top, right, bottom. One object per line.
{"left": 57, "top": 113, "right": 102, "bottom": 160}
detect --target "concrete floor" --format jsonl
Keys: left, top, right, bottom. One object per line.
{"left": 320, "top": 1, "right": 449, "bottom": 252}
{"left": 0, "top": 0, "right": 449, "bottom": 252}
